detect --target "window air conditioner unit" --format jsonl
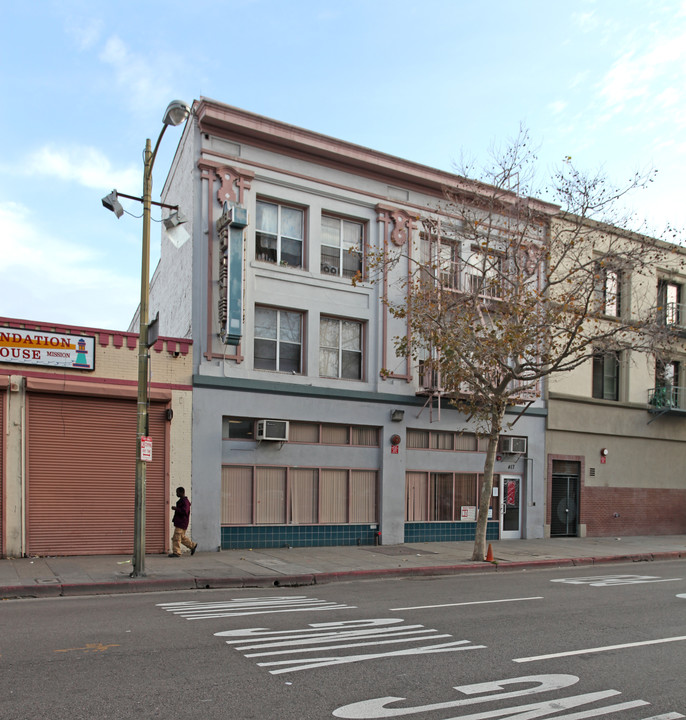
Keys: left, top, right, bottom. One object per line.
{"left": 257, "top": 419, "right": 289, "bottom": 442}
{"left": 500, "top": 436, "right": 527, "bottom": 454}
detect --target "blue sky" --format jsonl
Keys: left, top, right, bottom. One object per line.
{"left": 2, "top": 0, "right": 686, "bottom": 331}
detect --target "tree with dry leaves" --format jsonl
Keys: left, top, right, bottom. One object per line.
{"left": 369, "top": 129, "right": 681, "bottom": 561}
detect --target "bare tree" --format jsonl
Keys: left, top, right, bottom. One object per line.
{"left": 370, "top": 128, "right": 681, "bottom": 561}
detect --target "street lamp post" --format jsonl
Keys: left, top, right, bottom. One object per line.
{"left": 131, "top": 100, "right": 190, "bottom": 577}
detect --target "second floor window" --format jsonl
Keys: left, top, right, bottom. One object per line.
{"left": 256, "top": 200, "right": 304, "bottom": 268}
{"left": 254, "top": 307, "right": 302, "bottom": 373}
{"left": 592, "top": 351, "right": 620, "bottom": 401}
{"left": 321, "top": 216, "right": 363, "bottom": 278}
{"left": 320, "top": 317, "right": 362, "bottom": 379}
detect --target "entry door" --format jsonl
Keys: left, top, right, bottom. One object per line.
{"left": 499, "top": 476, "right": 522, "bottom": 539}
{"left": 551, "top": 473, "right": 579, "bottom": 537}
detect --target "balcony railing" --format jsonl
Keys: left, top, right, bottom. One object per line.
{"left": 655, "top": 302, "right": 686, "bottom": 330}
{"left": 418, "top": 365, "right": 538, "bottom": 402}
{"left": 647, "top": 385, "right": 686, "bottom": 413}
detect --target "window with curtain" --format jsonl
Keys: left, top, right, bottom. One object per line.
{"left": 289, "top": 421, "right": 320, "bottom": 443}
{"left": 455, "top": 433, "right": 478, "bottom": 451}
{"left": 351, "top": 426, "right": 379, "bottom": 446}
{"left": 406, "top": 472, "right": 489, "bottom": 522}
{"left": 319, "top": 317, "right": 363, "bottom": 379}
{"left": 320, "top": 469, "right": 349, "bottom": 523}
{"left": 222, "top": 466, "right": 378, "bottom": 525}
{"left": 430, "top": 473, "right": 454, "bottom": 521}
{"left": 430, "top": 431, "right": 454, "bottom": 450}
{"left": 255, "top": 467, "right": 287, "bottom": 524}
{"left": 454, "top": 473, "right": 478, "bottom": 511}
{"left": 321, "top": 215, "right": 363, "bottom": 278}
{"left": 290, "top": 468, "right": 318, "bottom": 524}
{"left": 349, "top": 470, "right": 377, "bottom": 522}
{"left": 254, "top": 306, "right": 303, "bottom": 373}
{"left": 221, "top": 466, "right": 253, "bottom": 524}
{"left": 406, "top": 472, "right": 428, "bottom": 521}
{"left": 321, "top": 424, "right": 349, "bottom": 445}
{"left": 255, "top": 200, "right": 304, "bottom": 268}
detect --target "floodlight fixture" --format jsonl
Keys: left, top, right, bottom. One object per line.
{"left": 102, "top": 190, "right": 124, "bottom": 218}
{"left": 162, "top": 210, "right": 187, "bottom": 230}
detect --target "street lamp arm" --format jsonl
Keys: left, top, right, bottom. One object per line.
{"left": 112, "top": 190, "right": 179, "bottom": 211}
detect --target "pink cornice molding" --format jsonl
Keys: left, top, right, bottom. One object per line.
{"left": 193, "top": 98, "right": 558, "bottom": 217}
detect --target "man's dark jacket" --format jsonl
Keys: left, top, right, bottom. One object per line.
{"left": 172, "top": 497, "right": 191, "bottom": 530}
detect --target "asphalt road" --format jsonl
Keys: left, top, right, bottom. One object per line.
{"left": 2, "top": 560, "right": 685, "bottom": 719}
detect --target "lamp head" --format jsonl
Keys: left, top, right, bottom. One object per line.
{"left": 162, "top": 100, "right": 191, "bottom": 127}
{"left": 102, "top": 190, "right": 124, "bottom": 218}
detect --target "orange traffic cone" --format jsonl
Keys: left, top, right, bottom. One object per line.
{"left": 486, "top": 543, "right": 494, "bottom": 562}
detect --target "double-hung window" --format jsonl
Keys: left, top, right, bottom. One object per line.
{"left": 321, "top": 216, "right": 363, "bottom": 278}
{"left": 254, "top": 306, "right": 303, "bottom": 373}
{"left": 421, "top": 234, "right": 461, "bottom": 290}
{"left": 256, "top": 200, "right": 304, "bottom": 268}
{"left": 592, "top": 351, "right": 620, "bottom": 401}
{"left": 319, "top": 317, "right": 363, "bottom": 379}
{"left": 464, "top": 246, "right": 502, "bottom": 298}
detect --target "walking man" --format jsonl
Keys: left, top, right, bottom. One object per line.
{"left": 169, "top": 486, "right": 198, "bottom": 557}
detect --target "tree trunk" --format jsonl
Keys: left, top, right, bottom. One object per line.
{"left": 471, "top": 409, "right": 505, "bottom": 561}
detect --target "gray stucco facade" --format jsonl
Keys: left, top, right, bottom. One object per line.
{"left": 151, "top": 98, "right": 548, "bottom": 550}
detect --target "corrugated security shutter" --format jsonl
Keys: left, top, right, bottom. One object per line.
{"left": 0, "top": 391, "right": 4, "bottom": 556}
{"left": 27, "top": 393, "right": 167, "bottom": 556}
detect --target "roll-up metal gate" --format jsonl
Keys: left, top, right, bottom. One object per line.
{"left": 26, "top": 392, "right": 168, "bottom": 556}
{"left": 0, "top": 391, "right": 4, "bottom": 556}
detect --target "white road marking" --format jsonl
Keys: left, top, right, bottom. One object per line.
{"left": 331, "top": 674, "right": 670, "bottom": 718}
{"left": 514, "top": 635, "right": 686, "bottom": 663}
{"left": 551, "top": 574, "right": 682, "bottom": 587}
{"left": 390, "top": 596, "right": 543, "bottom": 611}
{"left": 157, "top": 595, "right": 355, "bottom": 619}
{"left": 214, "top": 617, "right": 486, "bottom": 674}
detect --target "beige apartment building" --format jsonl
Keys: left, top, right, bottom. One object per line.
{"left": 546, "top": 221, "right": 686, "bottom": 537}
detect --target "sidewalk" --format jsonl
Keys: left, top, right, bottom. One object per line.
{"left": 1, "top": 535, "right": 685, "bottom": 600}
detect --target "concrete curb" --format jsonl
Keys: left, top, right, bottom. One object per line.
{"left": 2, "top": 552, "right": 684, "bottom": 600}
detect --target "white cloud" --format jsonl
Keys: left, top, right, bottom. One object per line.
{"left": 23, "top": 145, "right": 139, "bottom": 191}
{"left": 98, "top": 35, "right": 176, "bottom": 113}
{"left": 549, "top": 100, "right": 568, "bottom": 115}
{"left": 65, "top": 16, "right": 103, "bottom": 50}
{"left": 0, "top": 201, "right": 138, "bottom": 329}
{"left": 599, "top": 29, "right": 686, "bottom": 116}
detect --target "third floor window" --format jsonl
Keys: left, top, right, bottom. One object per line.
{"left": 321, "top": 216, "right": 363, "bottom": 278}
{"left": 256, "top": 200, "right": 304, "bottom": 268}
{"left": 594, "top": 264, "right": 622, "bottom": 317}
